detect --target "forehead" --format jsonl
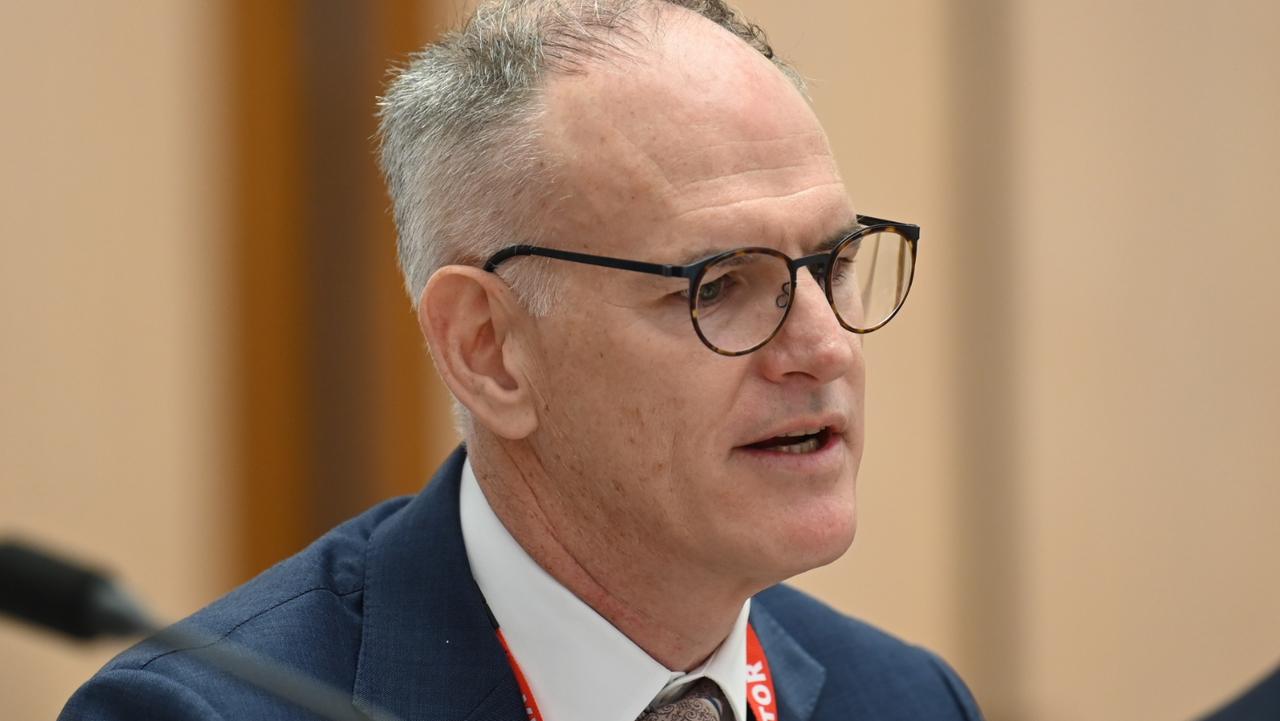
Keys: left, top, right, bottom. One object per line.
{"left": 536, "top": 12, "right": 853, "bottom": 261}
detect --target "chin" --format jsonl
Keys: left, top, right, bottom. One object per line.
{"left": 799, "top": 511, "right": 859, "bottom": 572}
{"left": 754, "top": 499, "right": 859, "bottom": 585}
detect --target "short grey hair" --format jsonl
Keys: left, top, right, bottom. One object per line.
{"left": 377, "top": 0, "right": 803, "bottom": 315}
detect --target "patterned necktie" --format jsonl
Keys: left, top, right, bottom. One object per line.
{"left": 636, "top": 677, "right": 728, "bottom": 721}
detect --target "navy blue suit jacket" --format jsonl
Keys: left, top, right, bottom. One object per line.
{"left": 62, "top": 448, "right": 983, "bottom": 720}
{"left": 1198, "top": 665, "right": 1280, "bottom": 721}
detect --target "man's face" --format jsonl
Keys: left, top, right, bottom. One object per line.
{"left": 515, "top": 16, "right": 864, "bottom": 589}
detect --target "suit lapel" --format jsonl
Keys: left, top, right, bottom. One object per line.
{"left": 353, "top": 446, "right": 527, "bottom": 721}
{"left": 749, "top": 602, "right": 827, "bottom": 721}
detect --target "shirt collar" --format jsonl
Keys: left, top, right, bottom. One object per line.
{"left": 459, "top": 459, "right": 749, "bottom": 721}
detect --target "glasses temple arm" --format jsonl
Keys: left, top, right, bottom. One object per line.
{"left": 484, "top": 245, "right": 696, "bottom": 278}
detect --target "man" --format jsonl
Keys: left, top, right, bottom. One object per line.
{"left": 62, "top": 1, "right": 983, "bottom": 719}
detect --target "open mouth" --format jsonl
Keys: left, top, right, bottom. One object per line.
{"left": 743, "top": 426, "right": 834, "bottom": 455}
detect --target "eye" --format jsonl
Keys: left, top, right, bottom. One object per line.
{"left": 830, "top": 256, "right": 856, "bottom": 284}
{"left": 698, "top": 276, "right": 728, "bottom": 304}
{"left": 680, "top": 272, "right": 739, "bottom": 308}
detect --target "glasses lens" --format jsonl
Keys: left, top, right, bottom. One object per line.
{"left": 830, "top": 229, "right": 914, "bottom": 331}
{"left": 693, "top": 251, "right": 792, "bottom": 353}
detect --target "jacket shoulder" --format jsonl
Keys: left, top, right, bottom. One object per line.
{"left": 60, "top": 496, "right": 413, "bottom": 720}
{"left": 754, "top": 585, "right": 984, "bottom": 721}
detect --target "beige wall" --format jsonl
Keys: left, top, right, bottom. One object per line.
{"left": 2, "top": 1, "right": 1277, "bottom": 720}
{"left": 1016, "top": 2, "right": 1280, "bottom": 719}
{"left": 0, "top": 3, "right": 228, "bottom": 718}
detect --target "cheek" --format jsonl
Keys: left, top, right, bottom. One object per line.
{"left": 850, "top": 338, "right": 867, "bottom": 437}
{"left": 532, "top": 306, "right": 747, "bottom": 492}
{"left": 534, "top": 314, "right": 691, "bottom": 457}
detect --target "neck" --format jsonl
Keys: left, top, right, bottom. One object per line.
{"left": 471, "top": 439, "right": 752, "bottom": 671}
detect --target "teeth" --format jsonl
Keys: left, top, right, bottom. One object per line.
{"left": 779, "top": 427, "right": 823, "bottom": 438}
{"left": 776, "top": 437, "right": 820, "bottom": 454}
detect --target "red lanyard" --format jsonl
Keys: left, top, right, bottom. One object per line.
{"left": 497, "top": 624, "right": 779, "bottom": 721}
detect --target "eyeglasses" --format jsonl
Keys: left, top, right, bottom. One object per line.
{"left": 483, "top": 214, "right": 920, "bottom": 356}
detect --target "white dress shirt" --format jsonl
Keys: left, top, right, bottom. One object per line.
{"left": 459, "top": 459, "right": 750, "bottom": 721}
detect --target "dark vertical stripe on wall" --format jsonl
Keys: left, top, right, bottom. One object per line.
{"left": 298, "top": 0, "right": 381, "bottom": 534}
{"left": 230, "top": 0, "right": 447, "bottom": 581}
{"left": 946, "top": 1, "right": 1026, "bottom": 719}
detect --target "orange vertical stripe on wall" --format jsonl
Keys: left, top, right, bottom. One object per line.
{"left": 228, "top": 0, "right": 453, "bottom": 583}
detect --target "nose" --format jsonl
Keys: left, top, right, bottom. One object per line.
{"left": 755, "top": 270, "right": 859, "bottom": 384}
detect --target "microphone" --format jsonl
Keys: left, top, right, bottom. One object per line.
{"left": 0, "top": 540, "right": 155, "bottom": 639}
{"left": 0, "top": 538, "right": 397, "bottom": 721}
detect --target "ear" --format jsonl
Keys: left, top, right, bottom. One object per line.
{"left": 418, "top": 266, "right": 539, "bottom": 440}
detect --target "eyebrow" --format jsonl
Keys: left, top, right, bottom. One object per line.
{"left": 671, "top": 219, "right": 865, "bottom": 267}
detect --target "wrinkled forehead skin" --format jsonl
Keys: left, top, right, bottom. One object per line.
{"left": 536, "top": 7, "right": 853, "bottom": 266}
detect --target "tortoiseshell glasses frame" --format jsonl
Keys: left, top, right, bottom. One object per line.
{"left": 483, "top": 214, "right": 920, "bottom": 356}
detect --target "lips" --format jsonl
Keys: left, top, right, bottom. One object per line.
{"left": 739, "top": 415, "right": 846, "bottom": 455}
{"left": 745, "top": 427, "right": 832, "bottom": 454}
